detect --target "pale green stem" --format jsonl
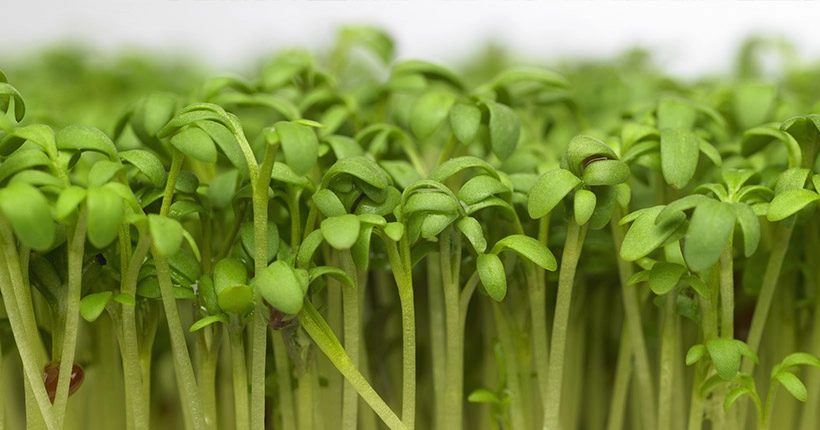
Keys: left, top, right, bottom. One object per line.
{"left": 544, "top": 218, "right": 587, "bottom": 430}
{"left": 610, "top": 205, "right": 655, "bottom": 430}
{"left": 383, "top": 236, "right": 416, "bottom": 429}
{"left": 52, "top": 211, "right": 88, "bottom": 429}
{"left": 297, "top": 359, "right": 315, "bottom": 430}
{"left": 426, "top": 257, "right": 446, "bottom": 429}
{"left": 492, "top": 301, "right": 527, "bottom": 430}
{"left": 719, "top": 240, "right": 735, "bottom": 340}
{"left": 0, "top": 224, "right": 55, "bottom": 430}
{"left": 441, "top": 228, "right": 465, "bottom": 430}
{"left": 299, "top": 301, "right": 406, "bottom": 430}
{"left": 339, "top": 250, "right": 361, "bottom": 430}
{"left": 272, "top": 331, "right": 296, "bottom": 430}
{"left": 229, "top": 324, "right": 250, "bottom": 430}
{"left": 606, "top": 324, "right": 632, "bottom": 430}
{"left": 198, "top": 326, "right": 221, "bottom": 430}
{"left": 658, "top": 291, "right": 678, "bottom": 430}
{"left": 527, "top": 267, "right": 549, "bottom": 420}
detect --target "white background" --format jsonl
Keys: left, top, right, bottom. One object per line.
{"left": 2, "top": 1, "right": 819, "bottom": 78}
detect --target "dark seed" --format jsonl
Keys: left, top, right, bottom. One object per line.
{"left": 580, "top": 155, "right": 611, "bottom": 172}
{"left": 43, "top": 361, "right": 85, "bottom": 403}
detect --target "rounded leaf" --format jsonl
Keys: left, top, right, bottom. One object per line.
{"left": 80, "top": 291, "right": 113, "bottom": 322}
{"left": 275, "top": 121, "right": 319, "bottom": 176}
{"left": 767, "top": 189, "right": 819, "bottom": 221}
{"left": 527, "top": 169, "right": 581, "bottom": 219}
{"left": 774, "top": 372, "right": 808, "bottom": 402}
{"left": 119, "top": 150, "right": 168, "bottom": 187}
{"left": 660, "top": 128, "right": 700, "bottom": 189}
{"left": 213, "top": 257, "right": 249, "bottom": 296}
{"left": 320, "top": 214, "right": 360, "bottom": 250}
{"left": 170, "top": 126, "right": 217, "bottom": 163}
{"left": 480, "top": 99, "right": 520, "bottom": 160}
{"left": 240, "top": 221, "right": 279, "bottom": 264}
{"left": 217, "top": 285, "right": 255, "bottom": 315}
{"left": 148, "top": 214, "right": 184, "bottom": 257}
{"left": 450, "top": 103, "right": 481, "bottom": 143}
{"left": 253, "top": 261, "right": 305, "bottom": 315}
{"left": 410, "top": 91, "right": 455, "bottom": 140}
{"left": 684, "top": 200, "right": 736, "bottom": 272}
{"left": 649, "top": 262, "right": 686, "bottom": 296}
{"left": 574, "top": 189, "right": 597, "bottom": 226}
{"left": 477, "top": 253, "right": 507, "bottom": 301}
{"left": 456, "top": 216, "right": 487, "bottom": 254}
{"left": 490, "top": 234, "right": 557, "bottom": 271}
{"left": 0, "top": 182, "right": 55, "bottom": 251}
{"left": 56, "top": 124, "right": 117, "bottom": 159}
{"left": 620, "top": 206, "right": 686, "bottom": 261}
{"left": 582, "top": 159, "right": 631, "bottom": 186}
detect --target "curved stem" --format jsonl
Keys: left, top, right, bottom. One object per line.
{"left": 658, "top": 291, "right": 678, "bottom": 430}
{"left": 52, "top": 211, "right": 87, "bottom": 428}
{"left": 229, "top": 323, "right": 250, "bottom": 430}
{"left": 340, "top": 250, "right": 361, "bottom": 430}
{"left": 544, "top": 218, "right": 587, "bottom": 430}
{"left": 384, "top": 236, "right": 416, "bottom": 429}
{"left": 300, "top": 301, "right": 406, "bottom": 430}
{"left": 156, "top": 149, "right": 205, "bottom": 430}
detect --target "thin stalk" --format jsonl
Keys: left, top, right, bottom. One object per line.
{"left": 526, "top": 267, "right": 549, "bottom": 420}
{"left": 719, "top": 240, "right": 735, "bottom": 340}
{"left": 544, "top": 218, "right": 588, "bottom": 430}
{"left": 156, "top": 149, "right": 205, "bottom": 430}
{"left": 492, "top": 301, "right": 527, "bottom": 430}
{"left": 610, "top": 206, "right": 655, "bottom": 430}
{"left": 686, "top": 362, "right": 705, "bottom": 430}
{"left": 383, "top": 235, "right": 416, "bottom": 429}
{"left": 249, "top": 138, "right": 277, "bottom": 430}
{"left": 198, "top": 326, "right": 222, "bottom": 430}
{"left": 299, "top": 301, "right": 406, "bottom": 430}
{"left": 297, "top": 359, "right": 315, "bottom": 430}
{"left": 52, "top": 211, "right": 88, "bottom": 429}
{"left": 799, "top": 221, "right": 820, "bottom": 430}
{"left": 228, "top": 323, "right": 250, "bottom": 430}
{"left": 272, "top": 331, "right": 296, "bottom": 430}
{"left": 658, "top": 291, "right": 679, "bottom": 430}
{"left": 606, "top": 324, "right": 632, "bottom": 430}
{"left": 426, "top": 257, "right": 446, "bottom": 429}
{"left": 0, "top": 225, "right": 56, "bottom": 430}
{"left": 441, "top": 227, "right": 465, "bottom": 430}
{"left": 339, "top": 250, "right": 361, "bottom": 430}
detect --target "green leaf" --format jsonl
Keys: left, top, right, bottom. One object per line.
{"left": 196, "top": 119, "right": 248, "bottom": 173}
{"left": 733, "top": 82, "right": 775, "bottom": 129}
{"left": 312, "top": 189, "right": 347, "bottom": 218}
{"left": 0, "top": 182, "right": 55, "bottom": 251}
{"left": 480, "top": 99, "right": 520, "bottom": 160}
{"left": 119, "top": 150, "right": 168, "bottom": 187}
{"left": 706, "top": 339, "right": 758, "bottom": 380}
{"left": 456, "top": 216, "right": 487, "bottom": 254}
{"left": 774, "top": 168, "right": 810, "bottom": 195}
{"left": 467, "top": 388, "right": 500, "bottom": 404}
{"left": 275, "top": 121, "right": 319, "bottom": 176}
{"left": 457, "top": 175, "right": 510, "bottom": 205}
{"left": 190, "top": 314, "right": 228, "bottom": 332}
{"left": 297, "top": 229, "right": 324, "bottom": 267}
{"left": 620, "top": 206, "right": 686, "bottom": 261}
{"left": 169, "top": 200, "right": 204, "bottom": 218}
{"left": 741, "top": 125, "right": 802, "bottom": 169}
{"left": 582, "top": 160, "right": 631, "bottom": 186}
{"left": 488, "top": 67, "right": 570, "bottom": 90}
{"left": 383, "top": 222, "right": 404, "bottom": 242}
{"left": 686, "top": 344, "right": 707, "bottom": 366}
{"left": 0, "top": 81, "right": 26, "bottom": 121}
{"left": 56, "top": 124, "right": 117, "bottom": 159}
{"left": 429, "top": 156, "right": 498, "bottom": 183}
{"left": 682, "top": 274, "right": 709, "bottom": 298}
{"left": 148, "top": 215, "right": 184, "bottom": 257}
{"left": 253, "top": 260, "right": 305, "bottom": 315}
{"left": 626, "top": 270, "right": 650, "bottom": 286}
{"left": 733, "top": 202, "right": 760, "bottom": 257}
{"left": 87, "top": 160, "right": 125, "bottom": 188}
{"left": 217, "top": 285, "right": 255, "bottom": 315}
{"left": 777, "top": 352, "right": 820, "bottom": 371}
{"left": 391, "top": 59, "right": 464, "bottom": 90}
{"left": 774, "top": 372, "right": 808, "bottom": 402}
{"left": 649, "top": 262, "right": 686, "bottom": 295}
{"left": 308, "top": 266, "right": 355, "bottom": 289}
{"left": 684, "top": 200, "right": 736, "bottom": 272}
{"left": 410, "top": 91, "right": 455, "bottom": 140}
{"left": 80, "top": 291, "right": 113, "bottom": 322}
{"left": 767, "top": 189, "right": 819, "bottom": 221}
{"left": 450, "top": 103, "right": 481, "bottom": 143}
{"left": 0, "top": 149, "right": 51, "bottom": 184}
{"left": 113, "top": 293, "right": 136, "bottom": 306}
{"left": 170, "top": 126, "right": 217, "bottom": 163}
{"left": 477, "top": 253, "right": 507, "bottom": 301}
{"left": 657, "top": 97, "right": 697, "bottom": 130}
{"left": 133, "top": 92, "right": 178, "bottom": 137}
{"left": 213, "top": 257, "right": 249, "bottom": 296}
{"left": 725, "top": 386, "right": 754, "bottom": 411}
{"left": 322, "top": 157, "right": 389, "bottom": 191}
{"left": 660, "top": 128, "right": 700, "bottom": 189}
{"left": 240, "top": 221, "right": 279, "bottom": 264}
{"left": 4, "top": 124, "right": 57, "bottom": 156}
{"left": 321, "top": 214, "right": 360, "bottom": 250}
{"left": 573, "top": 189, "right": 597, "bottom": 226}
{"left": 490, "top": 234, "right": 557, "bottom": 271}
{"left": 404, "top": 191, "right": 460, "bottom": 215}
{"left": 527, "top": 169, "right": 581, "bottom": 219}
{"left": 207, "top": 170, "right": 238, "bottom": 209}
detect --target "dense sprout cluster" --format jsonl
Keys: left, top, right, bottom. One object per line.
{"left": 1, "top": 30, "right": 820, "bottom": 430}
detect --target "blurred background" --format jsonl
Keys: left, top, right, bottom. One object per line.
{"left": 3, "top": 0, "right": 820, "bottom": 78}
